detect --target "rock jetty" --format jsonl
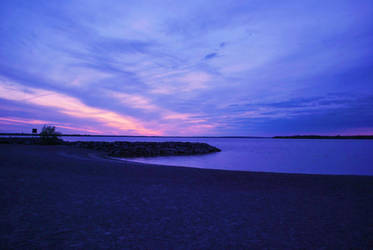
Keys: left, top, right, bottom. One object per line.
{"left": 68, "top": 141, "right": 221, "bottom": 157}
{"left": 0, "top": 137, "right": 221, "bottom": 157}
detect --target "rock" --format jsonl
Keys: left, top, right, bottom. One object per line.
{"left": 104, "top": 141, "right": 221, "bottom": 158}
{"left": 0, "top": 138, "right": 221, "bottom": 158}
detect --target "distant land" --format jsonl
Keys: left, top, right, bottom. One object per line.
{"left": 1, "top": 133, "right": 373, "bottom": 139}
{"left": 274, "top": 135, "right": 373, "bottom": 140}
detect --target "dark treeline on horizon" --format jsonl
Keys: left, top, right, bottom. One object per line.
{"left": 274, "top": 135, "right": 373, "bottom": 140}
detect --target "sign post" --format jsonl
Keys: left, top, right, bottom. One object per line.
{"left": 32, "top": 128, "right": 37, "bottom": 143}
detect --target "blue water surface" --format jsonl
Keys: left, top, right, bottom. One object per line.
{"left": 62, "top": 136, "right": 373, "bottom": 176}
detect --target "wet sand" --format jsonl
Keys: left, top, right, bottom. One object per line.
{"left": 1, "top": 144, "right": 372, "bottom": 249}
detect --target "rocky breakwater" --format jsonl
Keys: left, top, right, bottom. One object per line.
{"left": 0, "top": 137, "right": 221, "bottom": 157}
{"left": 67, "top": 141, "right": 221, "bottom": 157}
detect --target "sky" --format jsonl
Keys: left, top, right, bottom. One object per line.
{"left": 0, "top": 0, "right": 372, "bottom": 136}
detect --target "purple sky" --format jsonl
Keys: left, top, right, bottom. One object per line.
{"left": 1, "top": 0, "right": 372, "bottom": 136}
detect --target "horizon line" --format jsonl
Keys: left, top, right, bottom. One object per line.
{"left": 1, "top": 133, "right": 373, "bottom": 139}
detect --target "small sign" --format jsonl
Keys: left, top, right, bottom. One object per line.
{"left": 32, "top": 128, "right": 37, "bottom": 134}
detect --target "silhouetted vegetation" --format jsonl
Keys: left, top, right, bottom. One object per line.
{"left": 39, "top": 125, "right": 62, "bottom": 144}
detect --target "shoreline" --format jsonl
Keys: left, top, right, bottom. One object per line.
{"left": 1, "top": 144, "right": 373, "bottom": 248}
{"left": 110, "top": 156, "right": 373, "bottom": 177}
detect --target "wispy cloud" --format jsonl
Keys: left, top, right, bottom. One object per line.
{"left": 204, "top": 53, "right": 217, "bottom": 60}
{"left": 0, "top": 80, "right": 159, "bottom": 135}
{"left": 0, "top": 0, "right": 372, "bottom": 135}
{"left": 0, "top": 117, "right": 102, "bottom": 134}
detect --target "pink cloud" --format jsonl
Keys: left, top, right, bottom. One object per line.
{"left": 0, "top": 117, "right": 103, "bottom": 134}
{"left": 0, "top": 81, "right": 161, "bottom": 135}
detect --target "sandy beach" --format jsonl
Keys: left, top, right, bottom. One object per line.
{"left": 1, "top": 144, "right": 372, "bottom": 249}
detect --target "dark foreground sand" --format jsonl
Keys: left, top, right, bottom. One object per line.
{"left": 1, "top": 144, "right": 372, "bottom": 249}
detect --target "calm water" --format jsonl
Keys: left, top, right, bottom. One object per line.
{"left": 61, "top": 136, "right": 373, "bottom": 176}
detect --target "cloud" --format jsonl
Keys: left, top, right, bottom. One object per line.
{"left": 177, "top": 72, "right": 212, "bottom": 91}
{"left": 0, "top": 0, "right": 372, "bottom": 136}
{"left": 106, "top": 90, "right": 216, "bottom": 134}
{"left": 204, "top": 53, "right": 217, "bottom": 60}
{"left": 90, "top": 37, "right": 154, "bottom": 55}
{"left": 0, "top": 80, "right": 160, "bottom": 135}
{"left": 108, "top": 91, "right": 159, "bottom": 111}
{"left": 0, "top": 117, "right": 102, "bottom": 134}
{"left": 150, "top": 71, "right": 213, "bottom": 94}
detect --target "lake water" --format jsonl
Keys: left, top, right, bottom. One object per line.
{"left": 62, "top": 136, "right": 373, "bottom": 176}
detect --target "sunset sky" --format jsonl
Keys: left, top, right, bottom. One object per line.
{"left": 1, "top": 0, "right": 372, "bottom": 136}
